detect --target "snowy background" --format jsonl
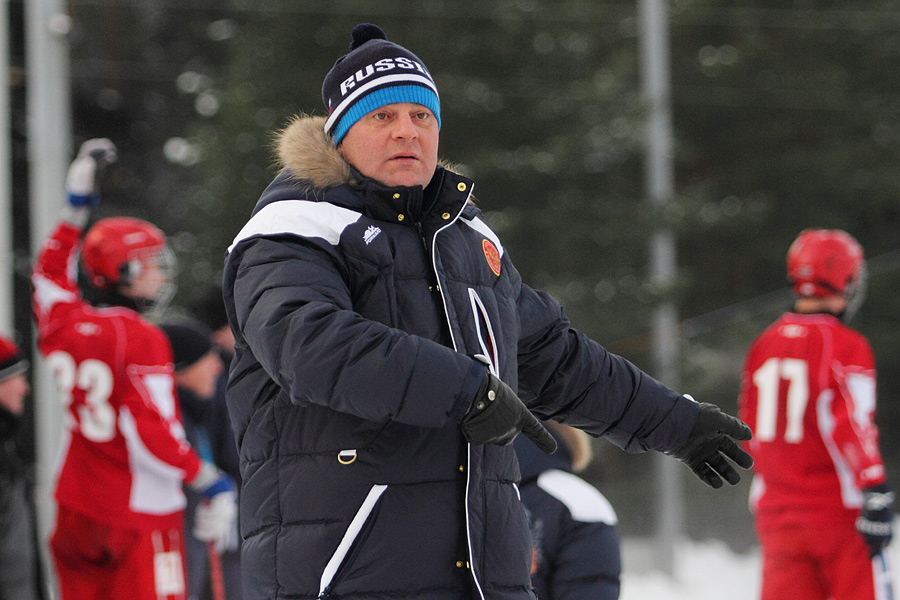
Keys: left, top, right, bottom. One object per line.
{"left": 619, "top": 535, "right": 899, "bottom": 599}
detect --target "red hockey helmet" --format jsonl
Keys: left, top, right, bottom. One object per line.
{"left": 0, "top": 333, "right": 27, "bottom": 382}
{"left": 786, "top": 228, "right": 864, "bottom": 299}
{"left": 81, "top": 217, "right": 170, "bottom": 289}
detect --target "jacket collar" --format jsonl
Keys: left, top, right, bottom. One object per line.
{"left": 265, "top": 114, "right": 474, "bottom": 226}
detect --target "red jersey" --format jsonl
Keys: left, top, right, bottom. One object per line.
{"left": 738, "top": 312, "right": 886, "bottom": 530}
{"left": 32, "top": 221, "right": 203, "bottom": 531}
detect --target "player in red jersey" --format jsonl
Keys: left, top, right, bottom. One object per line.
{"left": 32, "top": 139, "right": 237, "bottom": 600}
{"left": 739, "top": 228, "right": 894, "bottom": 600}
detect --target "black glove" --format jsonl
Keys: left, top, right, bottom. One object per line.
{"left": 461, "top": 372, "right": 557, "bottom": 454}
{"left": 668, "top": 400, "right": 754, "bottom": 488}
{"left": 856, "top": 483, "right": 894, "bottom": 557}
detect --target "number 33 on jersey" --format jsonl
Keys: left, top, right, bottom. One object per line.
{"left": 32, "top": 220, "right": 202, "bottom": 531}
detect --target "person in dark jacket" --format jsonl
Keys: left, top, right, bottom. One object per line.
{"left": 189, "top": 283, "right": 241, "bottom": 487}
{"left": 223, "top": 23, "right": 753, "bottom": 600}
{"left": 515, "top": 422, "right": 621, "bottom": 600}
{"left": 0, "top": 334, "right": 41, "bottom": 600}
{"left": 162, "top": 319, "right": 239, "bottom": 600}
{"left": 189, "top": 283, "right": 243, "bottom": 600}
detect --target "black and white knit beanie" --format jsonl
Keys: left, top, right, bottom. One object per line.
{"left": 322, "top": 23, "right": 441, "bottom": 145}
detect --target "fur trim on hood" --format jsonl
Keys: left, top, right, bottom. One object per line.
{"left": 275, "top": 114, "right": 351, "bottom": 189}
{"left": 274, "top": 113, "right": 462, "bottom": 195}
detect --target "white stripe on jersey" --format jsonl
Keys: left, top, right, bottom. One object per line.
{"left": 31, "top": 273, "right": 77, "bottom": 316}
{"left": 816, "top": 389, "right": 864, "bottom": 508}
{"left": 119, "top": 406, "right": 187, "bottom": 515}
{"left": 140, "top": 373, "right": 178, "bottom": 420}
{"left": 846, "top": 372, "right": 876, "bottom": 428}
{"left": 228, "top": 200, "right": 362, "bottom": 253}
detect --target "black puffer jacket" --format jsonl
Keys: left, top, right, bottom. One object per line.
{"left": 223, "top": 115, "right": 698, "bottom": 600}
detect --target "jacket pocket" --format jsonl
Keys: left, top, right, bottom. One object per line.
{"left": 468, "top": 288, "right": 499, "bottom": 377}
{"left": 318, "top": 484, "right": 387, "bottom": 598}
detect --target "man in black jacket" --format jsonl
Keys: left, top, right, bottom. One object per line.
{"left": 223, "top": 23, "right": 752, "bottom": 600}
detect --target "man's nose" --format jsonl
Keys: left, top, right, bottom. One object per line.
{"left": 391, "top": 113, "right": 418, "bottom": 139}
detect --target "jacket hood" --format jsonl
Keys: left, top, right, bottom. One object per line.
{"left": 276, "top": 114, "right": 351, "bottom": 189}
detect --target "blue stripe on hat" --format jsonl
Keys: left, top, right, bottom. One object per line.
{"left": 332, "top": 85, "right": 441, "bottom": 146}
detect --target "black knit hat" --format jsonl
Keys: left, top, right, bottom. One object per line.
{"left": 0, "top": 334, "right": 27, "bottom": 382}
{"left": 322, "top": 23, "right": 441, "bottom": 145}
{"left": 189, "top": 282, "right": 230, "bottom": 332}
{"left": 161, "top": 319, "right": 213, "bottom": 372}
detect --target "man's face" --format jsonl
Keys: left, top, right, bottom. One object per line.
{"left": 339, "top": 102, "right": 439, "bottom": 188}
{"left": 0, "top": 373, "right": 29, "bottom": 416}
{"left": 175, "top": 351, "right": 223, "bottom": 400}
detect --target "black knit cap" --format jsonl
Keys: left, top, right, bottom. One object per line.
{"left": 188, "top": 282, "right": 230, "bottom": 332}
{"left": 0, "top": 334, "right": 27, "bottom": 382}
{"left": 161, "top": 319, "right": 213, "bottom": 372}
{"left": 322, "top": 23, "right": 441, "bottom": 145}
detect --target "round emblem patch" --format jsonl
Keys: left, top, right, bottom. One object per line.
{"left": 483, "top": 239, "right": 501, "bottom": 276}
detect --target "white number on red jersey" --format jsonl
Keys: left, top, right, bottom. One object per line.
{"left": 752, "top": 357, "right": 809, "bottom": 443}
{"left": 47, "top": 350, "right": 117, "bottom": 442}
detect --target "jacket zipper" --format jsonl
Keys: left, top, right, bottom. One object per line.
{"left": 318, "top": 484, "right": 388, "bottom": 598}
{"left": 468, "top": 288, "right": 500, "bottom": 378}
{"left": 424, "top": 186, "right": 488, "bottom": 600}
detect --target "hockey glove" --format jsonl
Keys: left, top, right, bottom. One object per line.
{"left": 194, "top": 492, "right": 239, "bottom": 553}
{"left": 189, "top": 462, "right": 236, "bottom": 499}
{"left": 856, "top": 483, "right": 894, "bottom": 557}
{"left": 65, "top": 138, "right": 117, "bottom": 207}
{"left": 189, "top": 463, "right": 238, "bottom": 553}
{"left": 461, "top": 371, "right": 557, "bottom": 454}
{"left": 667, "top": 399, "right": 753, "bottom": 489}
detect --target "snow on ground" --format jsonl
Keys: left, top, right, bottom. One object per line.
{"left": 620, "top": 539, "right": 760, "bottom": 600}
{"left": 619, "top": 536, "right": 900, "bottom": 600}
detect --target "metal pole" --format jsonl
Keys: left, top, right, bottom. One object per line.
{"left": 25, "top": 0, "right": 72, "bottom": 596}
{"left": 0, "top": 0, "right": 12, "bottom": 335}
{"left": 638, "top": 0, "right": 682, "bottom": 577}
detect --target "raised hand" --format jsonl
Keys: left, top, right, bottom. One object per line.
{"left": 65, "top": 138, "right": 117, "bottom": 206}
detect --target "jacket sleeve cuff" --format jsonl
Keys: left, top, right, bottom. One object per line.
{"left": 645, "top": 393, "right": 700, "bottom": 454}
{"left": 451, "top": 359, "right": 487, "bottom": 423}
